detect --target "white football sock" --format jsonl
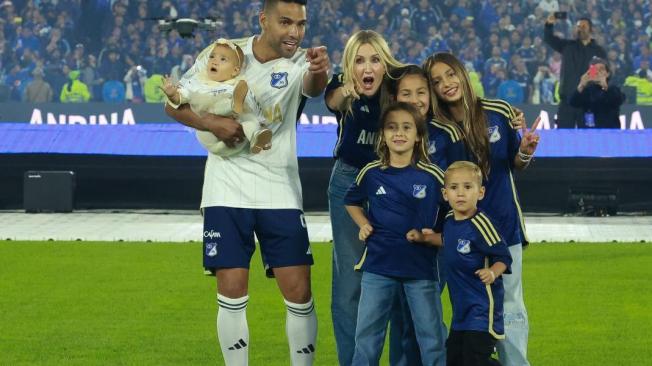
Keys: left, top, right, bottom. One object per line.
{"left": 217, "top": 294, "right": 249, "bottom": 366}
{"left": 285, "top": 297, "right": 317, "bottom": 366}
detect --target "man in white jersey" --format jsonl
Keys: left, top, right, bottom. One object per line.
{"left": 164, "top": 1, "right": 329, "bottom": 365}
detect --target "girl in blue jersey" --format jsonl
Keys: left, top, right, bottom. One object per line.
{"left": 324, "top": 30, "right": 412, "bottom": 366}
{"left": 424, "top": 52, "right": 540, "bottom": 366}
{"left": 344, "top": 102, "right": 447, "bottom": 366}
{"left": 441, "top": 161, "right": 512, "bottom": 366}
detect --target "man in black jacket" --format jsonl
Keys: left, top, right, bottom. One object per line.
{"left": 569, "top": 57, "right": 625, "bottom": 129}
{"left": 544, "top": 14, "right": 607, "bottom": 128}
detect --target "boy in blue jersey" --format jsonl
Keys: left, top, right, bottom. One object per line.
{"left": 441, "top": 161, "right": 512, "bottom": 366}
{"left": 344, "top": 102, "right": 446, "bottom": 366}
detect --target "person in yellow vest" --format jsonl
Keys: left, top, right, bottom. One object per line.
{"left": 60, "top": 70, "right": 90, "bottom": 103}
{"left": 144, "top": 74, "right": 166, "bottom": 103}
{"left": 624, "top": 70, "right": 652, "bottom": 105}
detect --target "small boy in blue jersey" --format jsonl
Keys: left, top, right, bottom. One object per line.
{"left": 344, "top": 102, "right": 447, "bottom": 366}
{"left": 441, "top": 161, "right": 513, "bottom": 366}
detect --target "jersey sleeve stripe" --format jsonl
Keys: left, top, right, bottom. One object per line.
{"left": 484, "top": 257, "right": 505, "bottom": 340}
{"left": 355, "top": 161, "right": 381, "bottom": 185}
{"left": 476, "top": 213, "right": 501, "bottom": 243}
{"left": 353, "top": 247, "right": 368, "bottom": 271}
{"left": 471, "top": 217, "right": 499, "bottom": 246}
{"left": 509, "top": 171, "right": 529, "bottom": 244}
{"left": 430, "top": 119, "right": 462, "bottom": 142}
{"left": 481, "top": 99, "right": 516, "bottom": 120}
{"left": 417, "top": 162, "right": 445, "bottom": 184}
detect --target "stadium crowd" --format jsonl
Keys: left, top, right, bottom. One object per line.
{"left": 1, "top": 0, "right": 651, "bottom": 104}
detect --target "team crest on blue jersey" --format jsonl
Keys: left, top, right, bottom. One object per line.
{"left": 457, "top": 239, "right": 471, "bottom": 254}
{"left": 488, "top": 126, "right": 501, "bottom": 143}
{"left": 205, "top": 242, "right": 218, "bottom": 257}
{"left": 428, "top": 141, "right": 436, "bottom": 155}
{"left": 270, "top": 72, "right": 289, "bottom": 89}
{"left": 413, "top": 184, "right": 427, "bottom": 199}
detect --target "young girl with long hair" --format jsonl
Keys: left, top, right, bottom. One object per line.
{"left": 344, "top": 102, "right": 446, "bottom": 366}
{"left": 424, "top": 52, "right": 540, "bottom": 366}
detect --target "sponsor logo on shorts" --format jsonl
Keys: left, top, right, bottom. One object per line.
{"left": 204, "top": 230, "right": 222, "bottom": 239}
{"left": 205, "top": 242, "right": 218, "bottom": 257}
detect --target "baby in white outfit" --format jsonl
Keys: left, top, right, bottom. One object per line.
{"left": 162, "top": 38, "right": 271, "bottom": 155}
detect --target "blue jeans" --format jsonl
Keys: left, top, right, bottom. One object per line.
{"left": 329, "top": 160, "right": 419, "bottom": 366}
{"left": 329, "top": 160, "right": 366, "bottom": 366}
{"left": 352, "top": 272, "right": 446, "bottom": 366}
{"left": 497, "top": 244, "right": 530, "bottom": 366}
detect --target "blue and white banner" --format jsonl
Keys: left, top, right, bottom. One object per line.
{"left": 1, "top": 101, "right": 652, "bottom": 157}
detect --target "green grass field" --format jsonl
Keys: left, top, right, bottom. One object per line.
{"left": 1, "top": 242, "right": 651, "bottom": 365}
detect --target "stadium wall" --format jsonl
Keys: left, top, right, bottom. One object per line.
{"left": 0, "top": 154, "right": 651, "bottom": 213}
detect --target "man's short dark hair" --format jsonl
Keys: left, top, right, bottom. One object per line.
{"left": 590, "top": 56, "right": 609, "bottom": 74}
{"left": 578, "top": 16, "right": 593, "bottom": 30}
{"left": 263, "top": 0, "right": 307, "bottom": 11}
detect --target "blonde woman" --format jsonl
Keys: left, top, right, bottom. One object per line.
{"left": 324, "top": 30, "right": 428, "bottom": 366}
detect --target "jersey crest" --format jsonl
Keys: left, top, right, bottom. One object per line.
{"left": 413, "top": 184, "right": 427, "bottom": 199}
{"left": 457, "top": 239, "right": 471, "bottom": 254}
{"left": 488, "top": 125, "right": 501, "bottom": 143}
{"left": 428, "top": 141, "right": 437, "bottom": 155}
{"left": 270, "top": 72, "right": 289, "bottom": 89}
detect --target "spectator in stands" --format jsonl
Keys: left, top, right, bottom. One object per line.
{"left": 465, "top": 61, "right": 485, "bottom": 97}
{"left": 511, "top": 56, "right": 532, "bottom": 102}
{"left": 532, "top": 64, "right": 558, "bottom": 104}
{"left": 60, "top": 69, "right": 90, "bottom": 103}
{"left": 544, "top": 14, "right": 606, "bottom": 128}
{"left": 170, "top": 54, "right": 194, "bottom": 83}
{"left": 633, "top": 44, "right": 652, "bottom": 70}
{"left": 484, "top": 64, "right": 503, "bottom": 97}
{"left": 81, "top": 54, "right": 102, "bottom": 101}
{"left": 516, "top": 35, "right": 537, "bottom": 69}
{"left": 123, "top": 65, "right": 146, "bottom": 103}
{"left": 537, "top": 0, "right": 560, "bottom": 14}
{"left": 498, "top": 69, "right": 525, "bottom": 104}
{"left": 570, "top": 57, "right": 625, "bottom": 128}
{"left": 485, "top": 46, "right": 508, "bottom": 76}
{"left": 625, "top": 65, "right": 652, "bottom": 105}
{"left": 67, "top": 43, "right": 85, "bottom": 71}
{"left": 24, "top": 67, "right": 53, "bottom": 102}
{"left": 99, "top": 47, "right": 124, "bottom": 82}
{"left": 411, "top": 0, "right": 442, "bottom": 35}
{"left": 634, "top": 59, "right": 652, "bottom": 81}
{"left": 607, "top": 48, "right": 627, "bottom": 87}
{"left": 13, "top": 25, "right": 41, "bottom": 54}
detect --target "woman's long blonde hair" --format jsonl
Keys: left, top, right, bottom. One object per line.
{"left": 423, "top": 53, "right": 491, "bottom": 177}
{"left": 341, "top": 30, "right": 404, "bottom": 115}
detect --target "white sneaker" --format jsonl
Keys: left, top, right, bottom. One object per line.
{"left": 250, "top": 128, "right": 272, "bottom": 154}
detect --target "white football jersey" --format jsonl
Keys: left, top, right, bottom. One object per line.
{"left": 200, "top": 36, "right": 310, "bottom": 209}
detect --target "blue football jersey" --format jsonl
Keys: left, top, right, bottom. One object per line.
{"left": 427, "top": 118, "right": 465, "bottom": 170}
{"left": 442, "top": 209, "right": 512, "bottom": 339}
{"left": 344, "top": 161, "right": 445, "bottom": 280}
{"left": 325, "top": 74, "right": 381, "bottom": 169}
{"left": 443, "top": 98, "right": 528, "bottom": 246}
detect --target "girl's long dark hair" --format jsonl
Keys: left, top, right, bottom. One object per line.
{"left": 423, "top": 53, "right": 491, "bottom": 177}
